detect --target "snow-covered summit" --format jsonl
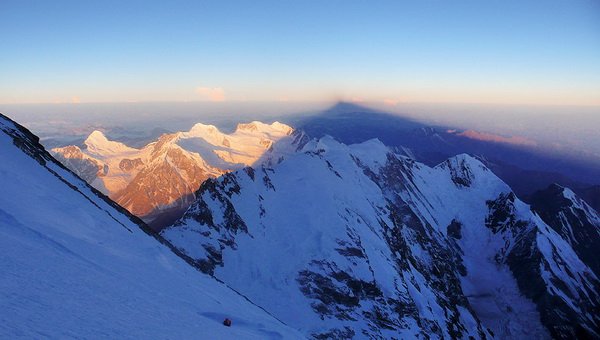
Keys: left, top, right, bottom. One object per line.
{"left": 186, "top": 123, "right": 224, "bottom": 144}
{"left": 84, "top": 129, "right": 108, "bottom": 143}
{"left": 84, "top": 129, "right": 138, "bottom": 156}
{"left": 235, "top": 121, "right": 293, "bottom": 135}
{"left": 435, "top": 153, "right": 500, "bottom": 190}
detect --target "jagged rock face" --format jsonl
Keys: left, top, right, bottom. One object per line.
{"left": 112, "top": 133, "right": 222, "bottom": 220}
{"left": 162, "top": 136, "right": 600, "bottom": 339}
{"left": 113, "top": 148, "right": 214, "bottom": 218}
{"left": 119, "top": 157, "right": 143, "bottom": 172}
{"left": 486, "top": 193, "right": 600, "bottom": 339}
{"left": 531, "top": 184, "right": 600, "bottom": 278}
{"left": 438, "top": 156, "right": 476, "bottom": 187}
{"left": 51, "top": 121, "right": 300, "bottom": 228}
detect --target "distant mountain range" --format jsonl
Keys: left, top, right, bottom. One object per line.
{"left": 52, "top": 121, "right": 305, "bottom": 229}
{"left": 50, "top": 103, "right": 600, "bottom": 229}
{"left": 3, "top": 108, "right": 599, "bottom": 339}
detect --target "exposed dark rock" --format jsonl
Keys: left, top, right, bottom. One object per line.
{"left": 119, "top": 157, "right": 144, "bottom": 172}
{"left": 447, "top": 219, "right": 462, "bottom": 239}
{"left": 312, "top": 327, "right": 355, "bottom": 340}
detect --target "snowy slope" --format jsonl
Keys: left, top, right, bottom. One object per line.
{"left": 531, "top": 184, "right": 600, "bottom": 277}
{"left": 0, "top": 113, "right": 304, "bottom": 339}
{"left": 163, "top": 136, "right": 600, "bottom": 339}
{"left": 52, "top": 121, "right": 303, "bottom": 228}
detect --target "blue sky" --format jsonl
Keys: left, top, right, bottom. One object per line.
{"left": 1, "top": 0, "right": 599, "bottom": 105}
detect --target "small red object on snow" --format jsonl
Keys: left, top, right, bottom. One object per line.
{"left": 223, "top": 318, "right": 232, "bottom": 327}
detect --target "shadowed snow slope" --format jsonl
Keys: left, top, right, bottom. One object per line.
{"left": 0, "top": 113, "right": 303, "bottom": 339}
{"left": 163, "top": 135, "right": 599, "bottom": 339}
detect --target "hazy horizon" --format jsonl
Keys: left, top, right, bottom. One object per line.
{"left": 3, "top": 101, "right": 600, "bottom": 166}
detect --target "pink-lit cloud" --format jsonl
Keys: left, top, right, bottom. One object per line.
{"left": 383, "top": 98, "right": 400, "bottom": 106}
{"left": 449, "top": 129, "right": 537, "bottom": 147}
{"left": 71, "top": 96, "right": 81, "bottom": 104}
{"left": 195, "top": 86, "right": 225, "bottom": 102}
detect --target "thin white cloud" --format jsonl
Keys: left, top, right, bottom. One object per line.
{"left": 196, "top": 86, "right": 225, "bottom": 102}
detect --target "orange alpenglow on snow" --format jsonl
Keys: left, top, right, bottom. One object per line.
{"left": 450, "top": 129, "right": 537, "bottom": 147}
{"left": 51, "top": 121, "right": 300, "bottom": 228}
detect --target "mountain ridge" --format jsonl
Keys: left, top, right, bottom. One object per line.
{"left": 162, "top": 134, "right": 600, "bottom": 339}
{"left": 52, "top": 120, "right": 300, "bottom": 229}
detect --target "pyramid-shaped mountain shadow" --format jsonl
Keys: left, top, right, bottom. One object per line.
{"left": 288, "top": 102, "right": 600, "bottom": 208}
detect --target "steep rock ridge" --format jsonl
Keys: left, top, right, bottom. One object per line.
{"left": 531, "top": 184, "right": 600, "bottom": 277}
{"left": 162, "top": 136, "right": 599, "bottom": 339}
{"left": 52, "top": 121, "right": 300, "bottom": 228}
{"left": 112, "top": 133, "right": 224, "bottom": 223}
{"left": 0, "top": 113, "right": 303, "bottom": 339}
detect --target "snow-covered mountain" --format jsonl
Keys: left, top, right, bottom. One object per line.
{"left": 0, "top": 113, "right": 303, "bottom": 339}
{"left": 531, "top": 184, "right": 600, "bottom": 278}
{"left": 297, "top": 102, "right": 600, "bottom": 199}
{"left": 52, "top": 121, "right": 303, "bottom": 228}
{"left": 162, "top": 135, "right": 600, "bottom": 339}
{"left": 8, "top": 107, "right": 599, "bottom": 339}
